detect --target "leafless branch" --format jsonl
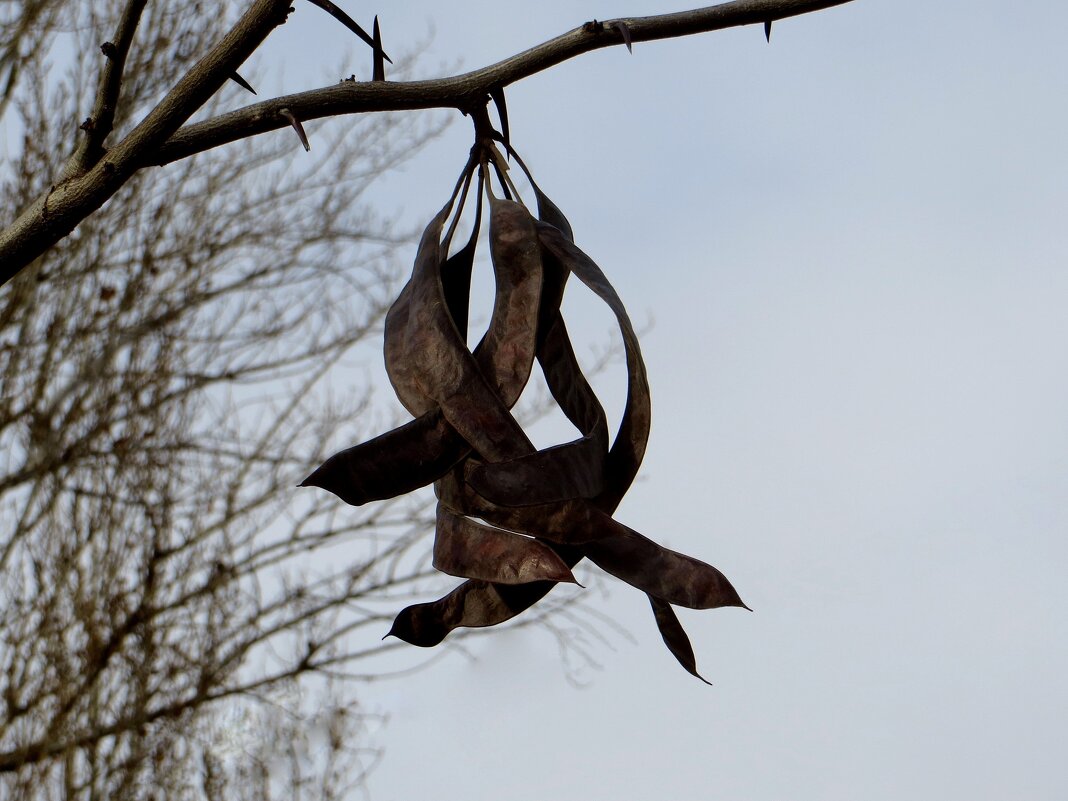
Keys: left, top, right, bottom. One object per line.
{"left": 0, "top": 0, "right": 856, "bottom": 283}
{"left": 62, "top": 0, "right": 150, "bottom": 179}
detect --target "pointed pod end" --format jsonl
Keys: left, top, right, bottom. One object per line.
{"left": 558, "top": 570, "right": 582, "bottom": 586}
{"left": 732, "top": 594, "right": 754, "bottom": 612}
{"left": 387, "top": 605, "right": 449, "bottom": 647}
{"left": 297, "top": 465, "right": 323, "bottom": 490}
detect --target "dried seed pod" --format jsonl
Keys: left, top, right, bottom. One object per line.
{"left": 433, "top": 505, "right": 577, "bottom": 585}
{"left": 535, "top": 222, "right": 652, "bottom": 506}
{"left": 440, "top": 176, "right": 483, "bottom": 341}
{"left": 650, "top": 596, "right": 712, "bottom": 685}
{"left": 300, "top": 408, "right": 466, "bottom": 506}
{"left": 466, "top": 183, "right": 608, "bottom": 506}
{"left": 383, "top": 198, "right": 455, "bottom": 416}
{"left": 391, "top": 201, "right": 532, "bottom": 461}
{"left": 449, "top": 480, "right": 745, "bottom": 610}
{"left": 473, "top": 196, "right": 543, "bottom": 407}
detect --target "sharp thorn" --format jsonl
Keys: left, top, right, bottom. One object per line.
{"left": 305, "top": 0, "right": 392, "bottom": 63}
{"left": 279, "top": 108, "right": 310, "bottom": 152}
{"left": 229, "top": 71, "right": 257, "bottom": 94}
{"left": 765, "top": 19, "right": 772, "bottom": 42}
{"left": 372, "top": 15, "right": 385, "bottom": 81}
{"left": 616, "top": 20, "right": 633, "bottom": 53}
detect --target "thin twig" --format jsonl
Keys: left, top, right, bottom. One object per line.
{"left": 62, "top": 0, "right": 150, "bottom": 180}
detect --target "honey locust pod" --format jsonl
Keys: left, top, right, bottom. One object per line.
{"left": 303, "top": 120, "right": 746, "bottom": 682}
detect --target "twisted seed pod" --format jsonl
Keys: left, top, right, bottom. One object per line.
{"left": 473, "top": 196, "right": 543, "bottom": 407}
{"left": 534, "top": 221, "right": 652, "bottom": 506}
{"left": 383, "top": 198, "right": 455, "bottom": 417}
{"left": 531, "top": 222, "right": 745, "bottom": 671}
{"left": 385, "top": 189, "right": 531, "bottom": 462}
{"left": 465, "top": 190, "right": 609, "bottom": 506}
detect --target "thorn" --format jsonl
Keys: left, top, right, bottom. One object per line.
{"left": 229, "top": 71, "right": 257, "bottom": 95}
{"left": 279, "top": 108, "right": 310, "bottom": 152}
{"left": 305, "top": 0, "right": 392, "bottom": 63}
{"left": 764, "top": 19, "right": 772, "bottom": 42}
{"left": 372, "top": 15, "right": 385, "bottom": 81}
{"left": 615, "top": 21, "right": 633, "bottom": 53}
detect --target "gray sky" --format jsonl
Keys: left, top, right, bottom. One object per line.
{"left": 268, "top": 1, "right": 1068, "bottom": 798}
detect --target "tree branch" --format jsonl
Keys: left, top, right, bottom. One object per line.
{"left": 157, "top": 0, "right": 854, "bottom": 165}
{"left": 0, "top": 0, "right": 294, "bottom": 284}
{"left": 0, "top": 0, "right": 854, "bottom": 285}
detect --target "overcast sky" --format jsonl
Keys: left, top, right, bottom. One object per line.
{"left": 262, "top": 2, "right": 1068, "bottom": 799}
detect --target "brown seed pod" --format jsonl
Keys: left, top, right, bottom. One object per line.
{"left": 650, "top": 596, "right": 712, "bottom": 685}
{"left": 432, "top": 505, "right": 577, "bottom": 586}
{"left": 473, "top": 196, "right": 543, "bottom": 408}
{"left": 445, "top": 474, "right": 746, "bottom": 611}
{"left": 300, "top": 408, "right": 466, "bottom": 506}
{"left": 466, "top": 195, "right": 609, "bottom": 506}
{"left": 383, "top": 198, "right": 455, "bottom": 417}
{"left": 534, "top": 221, "right": 652, "bottom": 506}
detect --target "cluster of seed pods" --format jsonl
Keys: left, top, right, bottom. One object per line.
{"left": 303, "top": 132, "right": 747, "bottom": 681}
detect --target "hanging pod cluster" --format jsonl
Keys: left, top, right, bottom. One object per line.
{"left": 303, "top": 126, "right": 747, "bottom": 682}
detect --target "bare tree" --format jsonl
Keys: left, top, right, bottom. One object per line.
{"left": 0, "top": 2, "right": 462, "bottom": 798}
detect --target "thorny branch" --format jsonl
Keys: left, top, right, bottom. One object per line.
{"left": 0, "top": 0, "right": 855, "bottom": 283}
